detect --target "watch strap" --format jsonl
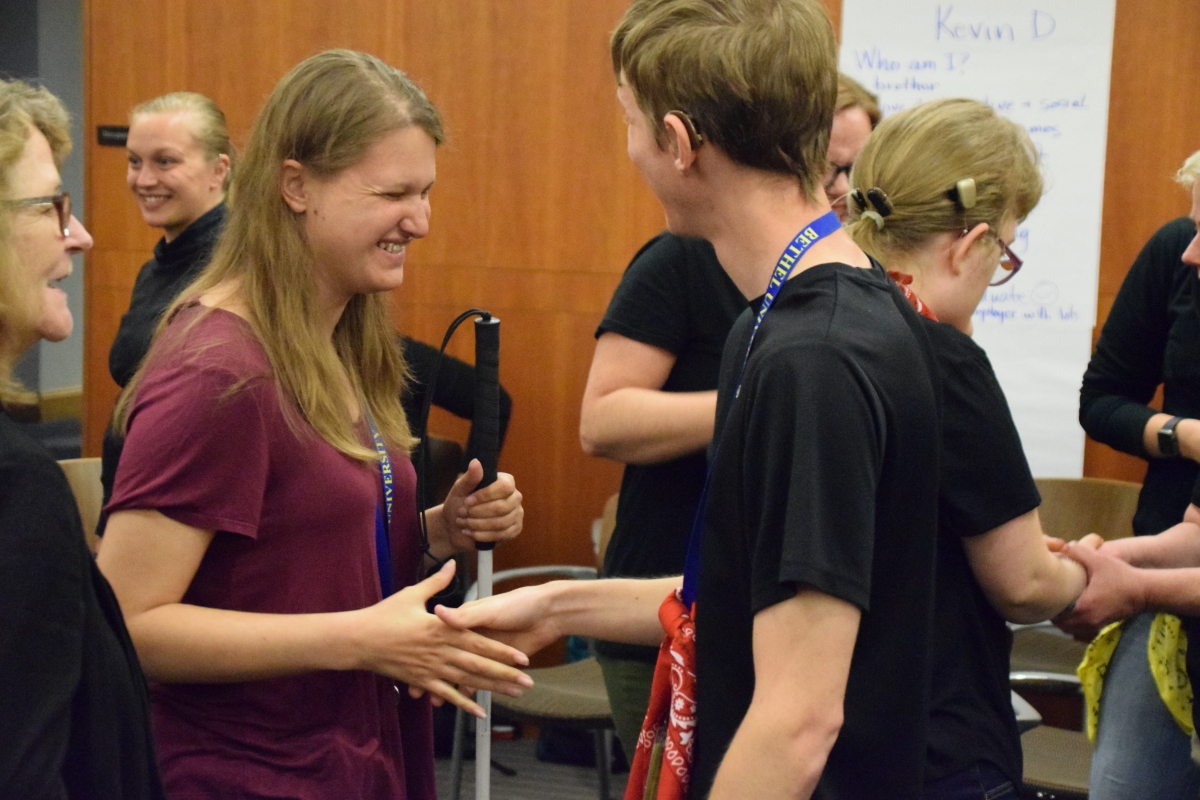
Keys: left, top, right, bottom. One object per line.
{"left": 1159, "top": 415, "right": 1185, "bottom": 457}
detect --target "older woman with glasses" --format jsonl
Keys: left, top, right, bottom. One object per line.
{"left": 0, "top": 78, "right": 164, "bottom": 799}
{"left": 845, "top": 97, "right": 1087, "bottom": 800}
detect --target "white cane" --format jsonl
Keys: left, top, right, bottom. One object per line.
{"left": 472, "top": 313, "right": 501, "bottom": 800}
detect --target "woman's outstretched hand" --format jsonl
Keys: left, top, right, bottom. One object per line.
{"left": 350, "top": 560, "right": 532, "bottom": 717}
{"left": 435, "top": 582, "right": 564, "bottom": 660}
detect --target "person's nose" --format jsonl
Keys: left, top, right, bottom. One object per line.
{"left": 1183, "top": 231, "right": 1200, "bottom": 270}
{"left": 65, "top": 214, "right": 94, "bottom": 253}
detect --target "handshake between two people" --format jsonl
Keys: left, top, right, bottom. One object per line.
{"left": 1046, "top": 509, "right": 1200, "bottom": 642}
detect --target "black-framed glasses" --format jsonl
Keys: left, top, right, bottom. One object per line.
{"left": 825, "top": 162, "right": 852, "bottom": 191}
{"left": 6, "top": 191, "right": 71, "bottom": 237}
{"left": 987, "top": 230, "right": 1023, "bottom": 286}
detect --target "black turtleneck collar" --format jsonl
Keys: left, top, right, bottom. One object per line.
{"left": 152, "top": 201, "right": 226, "bottom": 271}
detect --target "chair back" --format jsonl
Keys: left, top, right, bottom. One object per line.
{"left": 596, "top": 492, "right": 618, "bottom": 569}
{"left": 57, "top": 457, "right": 102, "bottom": 553}
{"left": 1034, "top": 476, "right": 1141, "bottom": 542}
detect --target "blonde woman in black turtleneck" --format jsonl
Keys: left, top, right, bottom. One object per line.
{"left": 99, "top": 93, "right": 232, "bottom": 534}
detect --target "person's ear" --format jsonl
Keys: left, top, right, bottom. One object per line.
{"left": 280, "top": 159, "right": 308, "bottom": 213}
{"left": 663, "top": 112, "right": 699, "bottom": 172}
{"left": 949, "top": 222, "right": 990, "bottom": 276}
{"left": 211, "top": 153, "right": 231, "bottom": 191}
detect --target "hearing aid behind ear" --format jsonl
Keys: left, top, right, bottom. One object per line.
{"left": 669, "top": 110, "right": 704, "bottom": 150}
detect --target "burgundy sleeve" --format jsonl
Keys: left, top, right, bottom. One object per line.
{"left": 107, "top": 359, "right": 272, "bottom": 539}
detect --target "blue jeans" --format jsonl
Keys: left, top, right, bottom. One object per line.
{"left": 1090, "top": 612, "right": 1200, "bottom": 800}
{"left": 923, "top": 761, "right": 1016, "bottom": 800}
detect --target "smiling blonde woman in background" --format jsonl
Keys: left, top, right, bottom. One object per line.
{"left": 98, "top": 92, "right": 234, "bottom": 536}
{"left": 0, "top": 77, "right": 164, "bottom": 800}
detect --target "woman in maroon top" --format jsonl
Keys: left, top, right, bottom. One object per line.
{"left": 97, "top": 50, "right": 530, "bottom": 800}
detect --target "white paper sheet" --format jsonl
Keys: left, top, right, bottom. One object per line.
{"left": 839, "top": 0, "right": 1117, "bottom": 475}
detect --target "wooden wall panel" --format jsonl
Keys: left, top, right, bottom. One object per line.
{"left": 1083, "top": 0, "right": 1200, "bottom": 482}
{"left": 84, "top": 0, "right": 659, "bottom": 572}
{"left": 83, "top": 0, "right": 1200, "bottom": 576}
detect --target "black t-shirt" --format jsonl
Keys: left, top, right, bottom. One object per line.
{"left": 692, "top": 263, "right": 941, "bottom": 800}
{"left": 0, "top": 412, "right": 165, "bottom": 799}
{"left": 1080, "top": 217, "right": 1200, "bottom": 535}
{"left": 923, "top": 319, "right": 1041, "bottom": 787}
{"left": 594, "top": 233, "right": 745, "bottom": 663}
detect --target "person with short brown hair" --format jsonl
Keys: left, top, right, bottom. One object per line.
{"left": 442, "top": 2, "right": 943, "bottom": 797}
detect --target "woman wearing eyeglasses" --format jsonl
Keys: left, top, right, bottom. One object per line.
{"left": 845, "top": 98, "right": 1087, "bottom": 800}
{"left": 0, "top": 78, "right": 165, "bottom": 799}
{"left": 97, "top": 93, "right": 233, "bottom": 536}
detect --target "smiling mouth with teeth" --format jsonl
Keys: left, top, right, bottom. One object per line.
{"left": 378, "top": 242, "right": 405, "bottom": 254}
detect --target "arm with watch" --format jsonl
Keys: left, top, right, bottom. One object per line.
{"left": 1146, "top": 413, "right": 1200, "bottom": 460}
{"left": 1080, "top": 219, "right": 1200, "bottom": 464}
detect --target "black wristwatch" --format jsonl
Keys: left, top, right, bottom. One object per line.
{"left": 1158, "top": 415, "right": 1186, "bottom": 458}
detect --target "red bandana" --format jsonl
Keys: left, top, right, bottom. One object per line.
{"left": 624, "top": 590, "right": 697, "bottom": 800}
{"left": 888, "top": 270, "right": 938, "bottom": 321}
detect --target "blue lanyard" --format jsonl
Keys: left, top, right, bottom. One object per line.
{"left": 681, "top": 211, "right": 842, "bottom": 607}
{"left": 366, "top": 415, "right": 395, "bottom": 598}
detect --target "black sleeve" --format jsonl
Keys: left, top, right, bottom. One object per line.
{"left": 934, "top": 325, "right": 1041, "bottom": 537}
{"left": 400, "top": 336, "right": 512, "bottom": 465}
{"left": 0, "top": 453, "right": 85, "bottom": 798}
{"left": 597, "top": 233, "right": 694, "bottom": 353}
{"left": 741, "top": 344, "right": 884, "bottom": 614}
{"left": 1079, "top": 219, "right": 1191, "bottom": 456}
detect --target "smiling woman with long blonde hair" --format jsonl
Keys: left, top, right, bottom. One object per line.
{"left": 97, "top": 51, "right": 528, "bottom": 799}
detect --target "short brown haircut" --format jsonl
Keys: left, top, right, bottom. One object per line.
{"left": 611, "top": 0, "right": 838, "bottom": 199}
{"left": 837, "top": 73, "right": 881, "bottom": 128}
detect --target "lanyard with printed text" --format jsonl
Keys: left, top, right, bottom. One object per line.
{"left": 367, "top": 415, "right": 395, "bottom": 599}
{"left": 681, "top": 210, "right": 842, "bottom": 607}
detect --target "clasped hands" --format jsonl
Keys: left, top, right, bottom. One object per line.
{"left": 1046, "top": 533, "right": 1147, "bottom": 642}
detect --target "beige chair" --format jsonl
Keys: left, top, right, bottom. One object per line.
{"left": 1033, "top": 477, "right": 1141, "bottom": 543}
{"left": 57, "top": 457, "right": 102, "bottom": 554}
{"left": 1020, "top": 724, "right": 1091, "bottom": 800}
{"left": 596, "top": 492, "right": 618, "bottom": 570}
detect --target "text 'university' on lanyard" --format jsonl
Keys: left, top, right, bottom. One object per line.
{"left": 681, "top": 210, "right": 842, "bottom": 607}
{"left": 367, "top": 415, "right": 395, "bottom": 599}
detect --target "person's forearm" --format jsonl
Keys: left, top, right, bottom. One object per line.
{"left": 546, "top": 576, "right": 677, "bottom": 646}
{"left": 1002, "top": 553, "right": 1087, "bottom": 624}
{"left": 1109, "top": 522, "right": 1200, "bottom": 568}
{"left": 579, "top": 388, "right": 716, "bottom": 464}
{"left": 708, "top": 700, "right": 836, "bottom": 800}
{"left": 425, "top": 502, "right": 457, "bottom": 560}
{"left": 1141, "top": 568, "right": 1200, "bottom": 617}
{"left": 1142, "top": 413, "right": 1200, "bottom": 460}
{"left": 966, "top": 512, "right": 1088, "bottom": 624}
{"left": 126, "top": 603, "right": 362, "bottom": 683}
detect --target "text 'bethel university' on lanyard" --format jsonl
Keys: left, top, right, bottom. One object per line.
{"left": 682, "top": 210, "right": 842, "bottom": 606}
